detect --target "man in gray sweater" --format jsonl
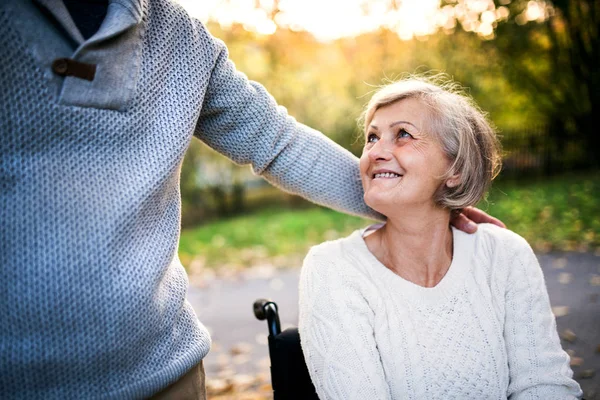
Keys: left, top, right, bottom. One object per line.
{"left": 0, "top": 0, "right": 500, "bottom": 398}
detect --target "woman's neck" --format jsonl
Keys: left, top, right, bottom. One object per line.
{"left": 365, "top": 207, "right": 454, "bottom": 288}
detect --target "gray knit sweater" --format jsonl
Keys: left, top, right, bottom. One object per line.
{"left": 0, "top": 0, "right": 374, "bottom": 398}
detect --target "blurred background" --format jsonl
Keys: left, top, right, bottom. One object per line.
{"left": 173, "top": 0, "right": 599, "bottom": 398}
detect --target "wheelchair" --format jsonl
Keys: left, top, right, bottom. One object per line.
{"left": 253, "top": 298, "right": 319, "bottom": 400}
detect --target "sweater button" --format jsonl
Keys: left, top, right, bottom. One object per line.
{"left": 52, "top": 58, "right": 69, "bottom": 75}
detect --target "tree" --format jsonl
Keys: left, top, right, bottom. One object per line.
{"left": 245, "top": 0, "right": 598, "bottom": 168}
{"left": 450, "top": 0, "right": 599, "bottom": 168}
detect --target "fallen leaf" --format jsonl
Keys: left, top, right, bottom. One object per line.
{"left": 560, "top": 329, "right": 577, "bottom": 343}
{"left": 254, "top": 372, "right": 271, "bottom": 384}
{"left": 590, "top": 275, "right": 600, "bottom": 286}
{"left": 232, "top": 354, "right": 251, "bottom": 365}
{"left": 215, "top": 353, "right": 231, "bottom": 368}
{"left": 255, "top": 356, "right": 271, "bottom": 370}
{"left": 552, "top": 258, "right": 568, "bottom": 269}
{"left": 552, "top": 306, "right": 570, "bottom": 317}
{"left": 217, "top": 368, "right": 235, "bottom": 379}
{"left": 259, "top": 383, "right": 273, "bottom": 392}
{"left": 206, "top": 378, "right": 234, "bottom": 395}
{"left": 230, "top": 374, "right": 256, "bottom": 391}
{"left": 558, "top": 272, "right": 572, "bottom": 284}
{"left": 580, "top": 369, "right": 595, "bottom": 379}
{"left": 238, "top": 393, "right": 271, "bottom": 400}
{"left": 570, "top": 357, "right": 584, "bottom": 367}
{"left": 230, "top": 342, "right": 253, "bottom": 356}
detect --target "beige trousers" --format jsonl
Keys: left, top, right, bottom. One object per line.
{"left": 149, "top": 362, "right": 206, "bottom": 400}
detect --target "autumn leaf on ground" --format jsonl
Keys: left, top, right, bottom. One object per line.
{"left": 552, "top": 306, "right": 570, "bottom": 317}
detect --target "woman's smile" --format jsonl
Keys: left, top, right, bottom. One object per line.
{"left": 372, "top": 169, "right": 403, "bottom": 180}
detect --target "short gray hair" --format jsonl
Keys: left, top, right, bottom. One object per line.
{"left": 359, "top": 75, "right": 502, "bottom": 210}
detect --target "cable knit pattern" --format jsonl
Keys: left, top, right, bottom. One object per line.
{"left": 0, "top": 0, "right": 376, "bottom": 398}
{"left": 299, "top": 224, "right": 582, "bottom": 399}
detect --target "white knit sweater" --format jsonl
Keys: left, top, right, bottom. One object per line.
{"left": 299, "top": 224, "right": 582, "bottom": 399}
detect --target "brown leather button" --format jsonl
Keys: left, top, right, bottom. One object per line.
{"left": 50, "top": 58, "right": 96, "bottom": 81}
{"left": 52, "top": 58, "right": 69, "bottom": 75}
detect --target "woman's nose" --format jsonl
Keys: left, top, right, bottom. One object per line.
{"left": 368, "top": 140, "right": 392, "bottom": 162}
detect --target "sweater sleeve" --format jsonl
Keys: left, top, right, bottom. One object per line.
{"left": 299, "top": 246, "right": 392, "bottom": 400}
{"left": 193, "top": 22, "right": 381, "bottom": 220}
{"left": 503, "top": 236, "right": 582, "bottom": 399}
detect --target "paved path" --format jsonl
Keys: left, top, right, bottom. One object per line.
{"left": 187, "top": 251, "right": 600, "bottom": 399}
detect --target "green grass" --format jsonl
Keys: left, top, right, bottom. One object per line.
{"left": 179, "top": 172, "right": 600, "bottom": 270}
{"left": 482, "top": 172, "right": 599, "bottom": 253}
{"left": 178, "top": 207, "right": 368, "bottom": 270}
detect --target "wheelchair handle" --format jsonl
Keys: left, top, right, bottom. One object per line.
{"left": 253, "top": 298, "right": 281, "bottom": 337}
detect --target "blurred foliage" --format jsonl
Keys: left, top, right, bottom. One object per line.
{"left": 482, "top": 172, "right": 600, "bottom": 252}
{"left": 179, "top": 172, "right": 600, "bottom": 270}
{"left": 181, "top": 0, "right": 598, "bottom": 227}
{"left": 182, "top": 21, "right": 546, "bottom": 225}
{"left": 207, "top": 22, "right": 541, "bottom": 151}
{"left": 447, "top": 0, "right": 600, "bottom": 170}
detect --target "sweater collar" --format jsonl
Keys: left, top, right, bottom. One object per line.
{"left": 354, "top": 226, "right": 476, "bottom": 306}
{"left": 34, "top": 0, "right": 144, "bottom": 46}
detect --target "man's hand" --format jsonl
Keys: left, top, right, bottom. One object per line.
{"left": 450, "top": 206, "right": 506, "bottom": 234}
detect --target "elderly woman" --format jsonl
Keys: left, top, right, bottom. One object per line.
{"left": 298, "top": 77, "right": 582, "bottom": 399}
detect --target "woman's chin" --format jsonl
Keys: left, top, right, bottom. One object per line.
{"left": 366, "top": 195, "right": 440, "bottom": 219}
{"left": 364, "top": 197, "right": 396, "bottom": 218}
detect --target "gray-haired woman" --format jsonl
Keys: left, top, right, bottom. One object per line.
{"left": 299, "top": 77, "right": 582, "bottom": 399}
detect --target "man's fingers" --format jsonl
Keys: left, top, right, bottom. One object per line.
{"left": 487, "top": 215, "right": 506, "bottom": 228}
{"left": 450, "top": 212, "right": 478, "bottom": 234}
{"left": 462, "top": 206, "right": 507, "bottom": 228}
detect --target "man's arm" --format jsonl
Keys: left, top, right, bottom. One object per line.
{"left": 193, "top": 24, "right": 379, "bottom": 219}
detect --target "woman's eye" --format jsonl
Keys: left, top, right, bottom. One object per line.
{"left": 367, "top": 133, "right": 378, "bottom": 143}
{"left": 398, "top": 129, "right": 412, "bottom": 139}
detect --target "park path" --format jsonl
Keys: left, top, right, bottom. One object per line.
{"left": 187, "top": 251, "right": 600, "bottom": 399}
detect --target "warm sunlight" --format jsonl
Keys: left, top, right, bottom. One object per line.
{"left": 178, "top": 0, "right": 443, "bottom": 41}
{"left": 177, "top": 0, "right": 550, "bottom": 41}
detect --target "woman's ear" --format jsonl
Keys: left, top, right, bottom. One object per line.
{"left": 445, "top": 173, "right": 461, "bottom": 188}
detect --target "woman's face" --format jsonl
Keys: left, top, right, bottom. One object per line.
{"left": 359, "top": 98, "right": 453, "bottom": 216}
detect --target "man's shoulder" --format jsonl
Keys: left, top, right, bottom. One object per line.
{"left": 150, "top": 0, "right": 215, "bottom": 40}
{"left": 145, "top": 0, "right": 224, "bottom": 68}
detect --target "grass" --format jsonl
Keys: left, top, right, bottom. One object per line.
{"left": 178, "top": 207, "right": 368, "bottom": 271}
{"left": 179, "top": 172, "right": 600, "bottom": 270}
{"left": 482, "top": 172, "right": 599, "bottom": 253}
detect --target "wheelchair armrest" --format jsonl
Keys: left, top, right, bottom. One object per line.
{"left": 253, "top": 298, "right": 281, "bottom": 336}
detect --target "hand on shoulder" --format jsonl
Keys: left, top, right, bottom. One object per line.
{"left": 451, "top": 206, "right": 506, "bottom": 233}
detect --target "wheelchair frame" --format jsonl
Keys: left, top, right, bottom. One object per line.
{"left": 253, "top": 298, "right": 319, "bottom": 400}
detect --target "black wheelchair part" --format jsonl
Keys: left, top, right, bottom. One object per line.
{"left": 253, "top": 299, "right": 319, "bottom": 400}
